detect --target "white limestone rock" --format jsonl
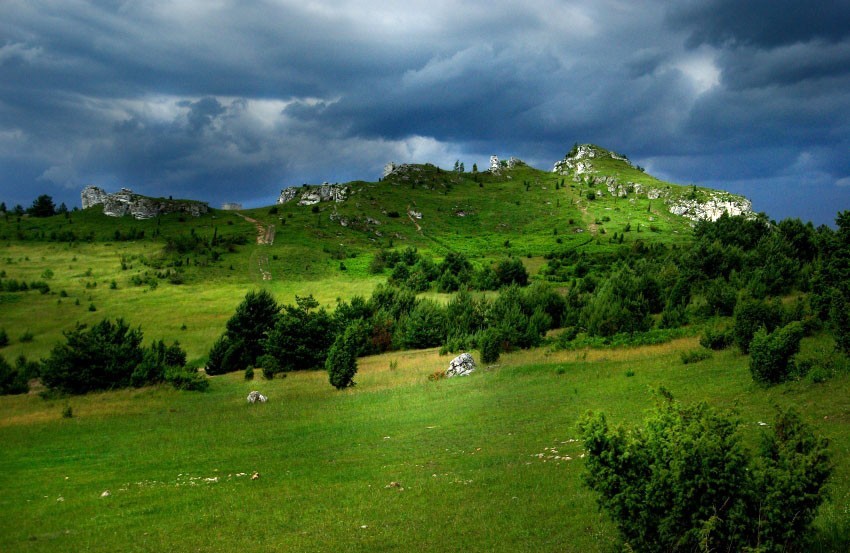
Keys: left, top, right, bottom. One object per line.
{"left": 80, "top": 186, "right": 208, "bottom": 219}
{"left": 247, "top": 391, "right": 267, "bottom": 403}
{"left": 447, "top": 353, "right": 476, "bottom": 377}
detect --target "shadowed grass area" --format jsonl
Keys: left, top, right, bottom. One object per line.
{"left": 0, "top": 336, "right": 847, "bottom": 552}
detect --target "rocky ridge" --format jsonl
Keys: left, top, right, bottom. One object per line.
{"left": 277, "top": 183, "right": 349, "bottom": 206}
{"left": 81, "top": 186, "right": 208, "bottom": 219}
{"left": 552, "top": 145, "right": 752, "bottom": 222}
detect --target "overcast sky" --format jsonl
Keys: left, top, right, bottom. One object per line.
{"left": 1, "top": 0, "right": 848, "bottom": 225}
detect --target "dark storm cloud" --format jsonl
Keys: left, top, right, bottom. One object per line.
{"left": 0, "top": 0, "right": 847, "bottom": 224}
{"left": 668, "top": 0, "right": 850, "bottom": 48}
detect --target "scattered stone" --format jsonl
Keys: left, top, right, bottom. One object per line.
{"left": 247, "top": 391, "right": 267, "bottom": 403}
{"left": 446, "top": 353, "right": 476, "bottom": 377}
{"left": 100, "top": 490, "right": 111, "bottom": 498}
{"left": 385, "top": 481, "right": 404, "bottom": 491}
{"left": 251, "top": 472, "right": 260, "bottom": 480}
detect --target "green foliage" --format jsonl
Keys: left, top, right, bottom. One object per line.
{"left": 41, "top": 319, "right": 144, "bottom": 394}
{"left": 327, "top": 322, "right": 360, "bottom": 389}
{"left": 749, "top": 321, "right": 805, "bottom": 384}
{"left": 680, "top": 348, "right": 712, "bottom": 364}
{"left": 700, "top": 326, "right": 733, "bottom": 350}
{"left": 581, "top": 264, "right": 651, "bottom": 337}
{"left": 27, "top": 194, "right": 57, "bottom": 218}
{"left": 205, "top": 334, "right": 244, "bottom": 375}
{"left": 0, "top": 354, "right": 29, "bottom": 395}
{"left": 244, "top": 366, "right": 254, "bottom": 380}
{"left": 223, "top": 289, "right": 280, "bottom": 368}
{"left": 579, "top": 392, "right": 831, "bottom": 552}
{"left": 163, "top": 365, "right": 209, "bottom": 391}
{"left": 264, "top": 295, "right": 335, "bottom": 373}
{"left": 733, "top": 297, "right": 783, "bottom": 353}
{"left": 398, "top": 299, "right": 447, "bottom": 350}
{"left": 0, "top": 328, "right": 7, "bottom": 348}
{"left": 131, "top": 339, "right": 187, "bottom": 387}
{"left": 479, "top": 328, "right": 501, "bottom": 364}
{"left": 494, "top": 257, "right": 529, "bottom": 287}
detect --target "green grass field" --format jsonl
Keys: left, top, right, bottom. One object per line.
{"left": 1, "top": 146, "right": 846, "bottom": 551}
{"left": 0, "top": 337, "right": 848, "bottom": 552}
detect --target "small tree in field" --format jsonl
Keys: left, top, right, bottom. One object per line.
{"left": 327, "top": 322, "right": 360, "bottom": 389}
{"left": 579, "top": 390, "right": 830, "bottom": 552}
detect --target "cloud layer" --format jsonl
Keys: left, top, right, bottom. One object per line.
{"left": 1, "top": 0, "right": 847, "bottom": 224}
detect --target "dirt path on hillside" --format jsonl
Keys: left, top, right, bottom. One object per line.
{"left": 235, "top": 213, "right": 275, "bottom": 245}
{"left": 577, "top": 202, "right": 598, "bottom": 235}
{"left": 406, "top": 206, "right": 422, "bottom": 233}
{"left": 235, "top": 212, "right": 274, "bottom": 281}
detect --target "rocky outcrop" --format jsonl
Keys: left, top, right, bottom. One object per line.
{"left": 447, "top": 353, "right": 476, "bottom": 377}
{"left": 81, "top": 186, "right": 208, "bottom": 219}
{"left": 277, "top": 183, "right": 349, "bottom": 206}
{"left": 668, "top": 194, "right": 753, "bottom": 222}
{"left": 553, "top": 144, "right": 632, "bottom": 177}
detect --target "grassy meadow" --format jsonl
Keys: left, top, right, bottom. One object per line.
{"left": 1, "top": 149, "right": 848, "bottom": 551}
{"left": 1, "top": 336, "right": 848, "bottom": 552}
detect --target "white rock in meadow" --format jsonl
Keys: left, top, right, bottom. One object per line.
{"left": 446, "top": 353, "right": 476, "bottom": 377}
{"left": 247, "top": 391, "right": 267, "bottom": 403}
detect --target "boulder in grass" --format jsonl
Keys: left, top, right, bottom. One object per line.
{"left": 247, "top": 391, "right": 267, "bottom": 403}
{"left": 446, "top": 353, "right": 476, "bottom": 377}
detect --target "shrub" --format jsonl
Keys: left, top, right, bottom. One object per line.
{"left": 680, "top": 348, "right": 712, "bottom": 364}
{"left": 0, "top": 328, "right": 7, "bottom": 348}
{"left": 0, "top": 354, "right": 29, "bottom": 395}
{"left": 19, "top": 329, "right": 34, "bottom": 343}
{"left": 700, "top": 326, "right": 733, "bottom": 350}
{"left": 204, "top": 335, "right": 246, "bottom": 375}
{"left": 579, "top": 391, "right": 830, "bottom": 552}
{"left": 733, "top": 297, "right": 783, "bottom": 353}
{"left": 264, "top": 295, "right": 335, "bottom": 373}
{"left": 327, "top": 323, "right": 360, "bottom": 389}
{"left": 494, "top": 257, "right": 529, "bottom": 287}
{"left": 164, "top": 366, "right": 209, "bottom": 391}
{"left": 479, "top": 328, "right": 501, "bottom": 364}
{"left": 223, "top": 289, "right": 280, "bottom": 368}
{"left": 41, "top": 319, "right": 145, "bottom": 394}
{"left": 398, "top": 300, "right": 447, "bottom": 349}
{"left": 244, "top": 366, "right": 254, "bottom": 380}
{"left": 749, "top": 321, "right": 805, "bottom": 384}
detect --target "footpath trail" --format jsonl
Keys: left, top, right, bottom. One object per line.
{"left": 235, "top": 213, "right": 275, "bottom": 281}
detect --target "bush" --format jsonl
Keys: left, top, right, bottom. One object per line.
{"left": 398, "top": 300, "right": 447, "bottom": 349}
{"left": 0, "top": 328, "right": 7, "bottom": 348}
{"left": 327, "top": 323, "right": 360, "bottom": 389}
{"left": 163, "top": 366, "right": 209, "bottom": 391}
{"left": 19, "top": 329, "right": 34, "bottom": 343}
{"left": 479, "top": 328, "right": 501, "bottom": 364}
{"left": 700, "top": 326, "right": 733, "bottom": 350}
{"left": 263, "top": 295, "right": 335, "bottom": 372}
{"left": 733, "top": 297, "right": 783, "bottom": 353}
{"left": 579, "top": 391, "right": 830, "bottom": 552}
{"left": 222, "top": 289, "right": 280, "bottom": 368}
{"left": 41, "top": 319, "right": 145, "bottom": 394}
{"left": 244, "top": 366, "right": 254, "bottom": 380}
{"left": 0, "top": 354, "right": 29, "bottom": 395}
{"left": 204, "top": 335, "right": 246, "bottom": 375}
{"left": 494, "top": 258, "right": 529, "bottom": 287}
{"left": 749, "top": 321, "right": 805, "bottom": 384}
{"left": 680, "top": 348, "right": 712, "bottom": 364}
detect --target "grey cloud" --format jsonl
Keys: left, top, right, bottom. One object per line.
{"left": 0, "top": 1, "right": 847, "bottom": 225}
{"left": 668, "top": 0, "right": 850, "bottom": 49}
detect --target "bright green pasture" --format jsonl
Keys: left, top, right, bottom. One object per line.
{"left": 1, "top": 338, "right": 848, "bottom": 552}
{"left": 0, "top": 242, "right": 381, "bottom": 363}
